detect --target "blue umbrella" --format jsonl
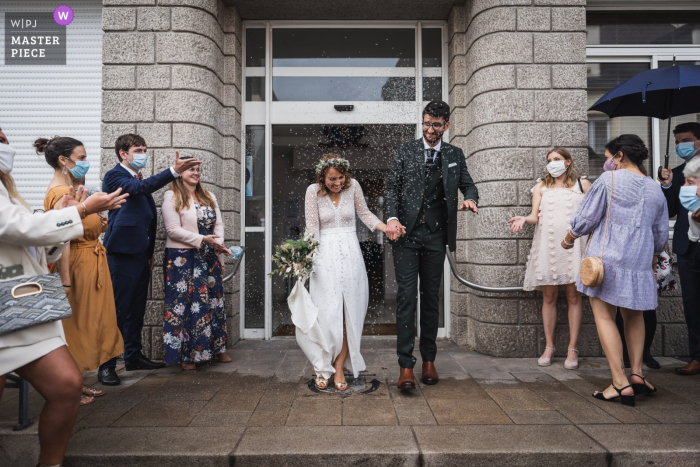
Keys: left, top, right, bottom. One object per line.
{"left": 589, "top": 63, "right": 700, "bottom": 179}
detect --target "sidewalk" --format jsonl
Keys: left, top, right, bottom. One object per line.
{"left": 1, "top": 338, "right": 699, "bottom": 466}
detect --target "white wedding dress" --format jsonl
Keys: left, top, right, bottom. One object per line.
{"left": 298, "top": 179, "right": 380, "bottom": 379}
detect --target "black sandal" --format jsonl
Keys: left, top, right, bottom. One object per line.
{"left": 592, "top": 384, "right": 635, "bottom": 407}
{"left": 630, "top": 373, "right": 657, "bottom": 395}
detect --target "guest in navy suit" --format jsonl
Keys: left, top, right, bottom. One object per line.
{"left": 97, "top": 134, "right": 201, "bottom": 385}
{"left": 658, "top": 122, "right": 700, "bottom": 376}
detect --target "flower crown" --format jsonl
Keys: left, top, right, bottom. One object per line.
{"left": 315, "top": 157, "right": 350, "bottom": 174}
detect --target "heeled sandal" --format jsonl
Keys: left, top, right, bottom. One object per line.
{"left": 592, "top": 384, "right": 635, "bottom": 407}
{"left": 315, "top": 376, "right": 328, "bottom": 390}
{"left": 564, "top": 349, "right": 579, "bottom": 370}
{"left": 630, "top": 373, "right": 657, "bottom": 395}
{"left": 334, "top": 379, "right": 348, "bottom": 391}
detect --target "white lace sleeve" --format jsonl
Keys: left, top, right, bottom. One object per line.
{"left": 305, "top": 184, "right": 320, "bottom": 240}
{"left": 353, "top": 180, "right": 381, "bottom": 231}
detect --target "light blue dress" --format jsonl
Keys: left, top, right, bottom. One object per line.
{"left": 570, "top": 170, "right": 668, "bottom": 310}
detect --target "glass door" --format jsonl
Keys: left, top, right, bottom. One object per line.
{"left": 241, "top": 22, "right": 450, "bottom": 339}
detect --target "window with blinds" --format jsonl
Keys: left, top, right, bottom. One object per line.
{"left": 0, "top": 0, "right": 103, "bottom": 210}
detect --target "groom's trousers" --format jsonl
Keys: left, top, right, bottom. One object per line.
{"left": 393, "top": 223, "right": 446, "bottom": 369}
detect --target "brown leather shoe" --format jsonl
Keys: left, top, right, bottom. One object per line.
{"left": 398, "top": 368, "right": 416, "bottom": 389}
{"left": 675, "top": 360, "right": 700, "bottom": 375}
{"left": 421, "top": 361, "right": 439, "bottom": 385}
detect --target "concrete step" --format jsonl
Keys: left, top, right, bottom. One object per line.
{"left": 4, "top": 424, "right": 699, "bottom": 466}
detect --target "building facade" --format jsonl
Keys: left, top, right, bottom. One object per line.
{"left": 2, "top": 0, "right": 699, "bottom": 359}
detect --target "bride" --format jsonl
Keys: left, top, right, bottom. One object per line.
{"left": 303, "top": 154, "right": 391, "bottom": 390}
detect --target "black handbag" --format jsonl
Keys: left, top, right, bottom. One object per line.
{"left": 0, "top": 266, "right": 72, "bottom": 337}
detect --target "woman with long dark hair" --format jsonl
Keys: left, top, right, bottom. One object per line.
{"left": 39, "top": 136, "right": 125, "bottom": 404}
{"left": 161, "top": 164, "right": 232, "bottom": 370}
{"left": 563, "top": 134, "right": 668, "bottom": 406}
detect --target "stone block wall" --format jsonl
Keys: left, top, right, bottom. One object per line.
{"left": 447, "top": 0, "right": 593, "bottom": 358}
{"left": 447, "top": 0, "right": 687, "bottom": 358}
{"left": 100, "top": 0, "right": 242, "bottom": 359}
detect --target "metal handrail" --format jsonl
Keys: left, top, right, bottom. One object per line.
{"left": 445, "top": 246, "right": 524, "bottom": 293}
{"left": 222, "top": 246, "right": 246, "bottom": 283}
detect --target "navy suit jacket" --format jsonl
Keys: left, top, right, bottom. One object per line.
{"left": 662, "top": 163, "right": 689, "bottom": 256}
{"left": 102, "top": 164, "right": 176, "bottom": 258}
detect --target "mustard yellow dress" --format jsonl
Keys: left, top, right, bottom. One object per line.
{"left": 45, "top": 186, "right": 124, "bottom": 371}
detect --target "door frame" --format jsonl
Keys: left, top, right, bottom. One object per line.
{"left": 241, "top": 20, "right": 451, "bottom": 340}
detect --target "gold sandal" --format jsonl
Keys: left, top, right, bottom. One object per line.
{"left": 315, "top": 376, "right": 328, "bottom": 390}
{"left": 334, "top": 380, "right": 348, "bottom": 391}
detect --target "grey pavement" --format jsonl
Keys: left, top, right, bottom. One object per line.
{"left": 1, "top": 337, "right": 699, "bottom": 466}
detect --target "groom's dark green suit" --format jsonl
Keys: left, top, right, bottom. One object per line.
{"left": 386, "top": 138, "right": 478, "bottom": 368}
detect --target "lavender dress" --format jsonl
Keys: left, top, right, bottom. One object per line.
{"left": 570, "top": 170, "right": 668, "bottom": 310}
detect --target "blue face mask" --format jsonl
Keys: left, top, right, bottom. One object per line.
{"left": 680, "top": 185, "right": 700, "bottom": 214}
{"left": 676, "top": 142, "right": 698, "bottom": 161}
{"left": 68, "top": 160, "right": 90, "bottom": 179}
{"left": 130, "top": 153, "right": 148, "bottom": 170}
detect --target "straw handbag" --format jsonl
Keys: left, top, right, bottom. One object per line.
{"left": 580, "top": 172, "right": 615, "bottom": 288}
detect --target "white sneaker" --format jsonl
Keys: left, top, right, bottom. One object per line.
{"left": 538, "top": 347, "right": 556, "bottom": 367}
{"left": 564, "top": 348, "right": 579, "bottom": 370}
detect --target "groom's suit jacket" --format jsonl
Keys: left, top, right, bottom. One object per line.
{"left": 385, "top": 138, "right": 478, "bottom": 252}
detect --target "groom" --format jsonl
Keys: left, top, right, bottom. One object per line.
{"left": 385, "top": 100, "right": 479, "bottom": 389}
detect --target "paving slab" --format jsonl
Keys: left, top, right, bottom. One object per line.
{"left": 537, "top": 391, "right": 621, "bottom": 424}
{"left": 427, "top": 399, "right": 513, "bottom": 425}
{"left": 636, "top": 403, "right": 700, "bottom": 424}
{"left": 188, "top": 411, "right": 252, "bottom": 427}
{"left": 286, "top": 399, "right": 342, "bottom": 426}
{"left": 64, "top": 427, "right": 244, "bottom": 466}
{"left": 580, "top": 424, "right": 700, "bottom": 467}
{"left": 234, "top": 426, "right": 420, "bottom": 467}
{"left": 111, "top": 399, "right": 207, "bottom": 427}
{"left": 413, "top": 425, "right": 607, "bottom": 466}
{"left": 484, "top": 388, "right": 553, "bottom": 412}
{"left": 505, "top": 410, "right": 572, "bottom": 425}
{"left": 342, "top": 398, "right": 398, "bottom": 426}
{"left": 394, "top": 403, "right": 437, "bottom": 425}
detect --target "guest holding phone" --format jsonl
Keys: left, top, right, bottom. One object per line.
{"left": 161, "top": 164, "right": 232, "bottom": 369}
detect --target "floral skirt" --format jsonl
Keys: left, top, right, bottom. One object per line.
{"left": 163, "top": 246, "right": 226, "bottom": 363}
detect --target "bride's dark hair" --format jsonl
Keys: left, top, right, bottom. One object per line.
{"left": 315, "top": 153, "right": 352, "bottom": 196}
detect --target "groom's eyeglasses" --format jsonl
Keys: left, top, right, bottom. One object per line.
{"left": 422, "top": 122, "right": 445, "bottom": 130}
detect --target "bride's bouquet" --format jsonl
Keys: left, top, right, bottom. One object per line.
{"left": 268, "top": 233, "right": 319, "bottom": 281}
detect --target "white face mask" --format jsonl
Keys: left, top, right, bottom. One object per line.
{"left": 546, "top": 160, "right": 567, "bottom": 178}
{"left": 0, "top": 142, "right": 17, "bottom": 174}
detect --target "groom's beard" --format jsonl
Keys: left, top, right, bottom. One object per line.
{"left": 423, "top": 130, "right": 444, "bottom": 145}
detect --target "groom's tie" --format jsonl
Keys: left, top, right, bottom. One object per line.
{"left": 426, "top": 148, "right": 436, "bottom": 166}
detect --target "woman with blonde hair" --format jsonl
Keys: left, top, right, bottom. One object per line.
{"left": 161, "top": 164, "right": 232, "bottom": 370}
{"left": 39, "top": 135, "right": 125, "bottom": 403}
{"left": 509, "top": 147, "right": 591, "bottom": 369}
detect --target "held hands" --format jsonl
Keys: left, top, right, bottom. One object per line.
{"left": 386, "top": 219, "right": 406, "bottom": 241}
{"left": 203, "top": 235, "right": 232, "bottom": 256}
{"left": 173, "top": 150, "right": 202, "bottom": 174}
{"left": 459, "top": 199, "right": 478, "bottom": 213}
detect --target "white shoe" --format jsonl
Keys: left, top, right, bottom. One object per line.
{"left": 564, "top": 348, "right": 579, "bottom": 370}
{"left": 538, "top": 347, "right": 556, "bottom": 367}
